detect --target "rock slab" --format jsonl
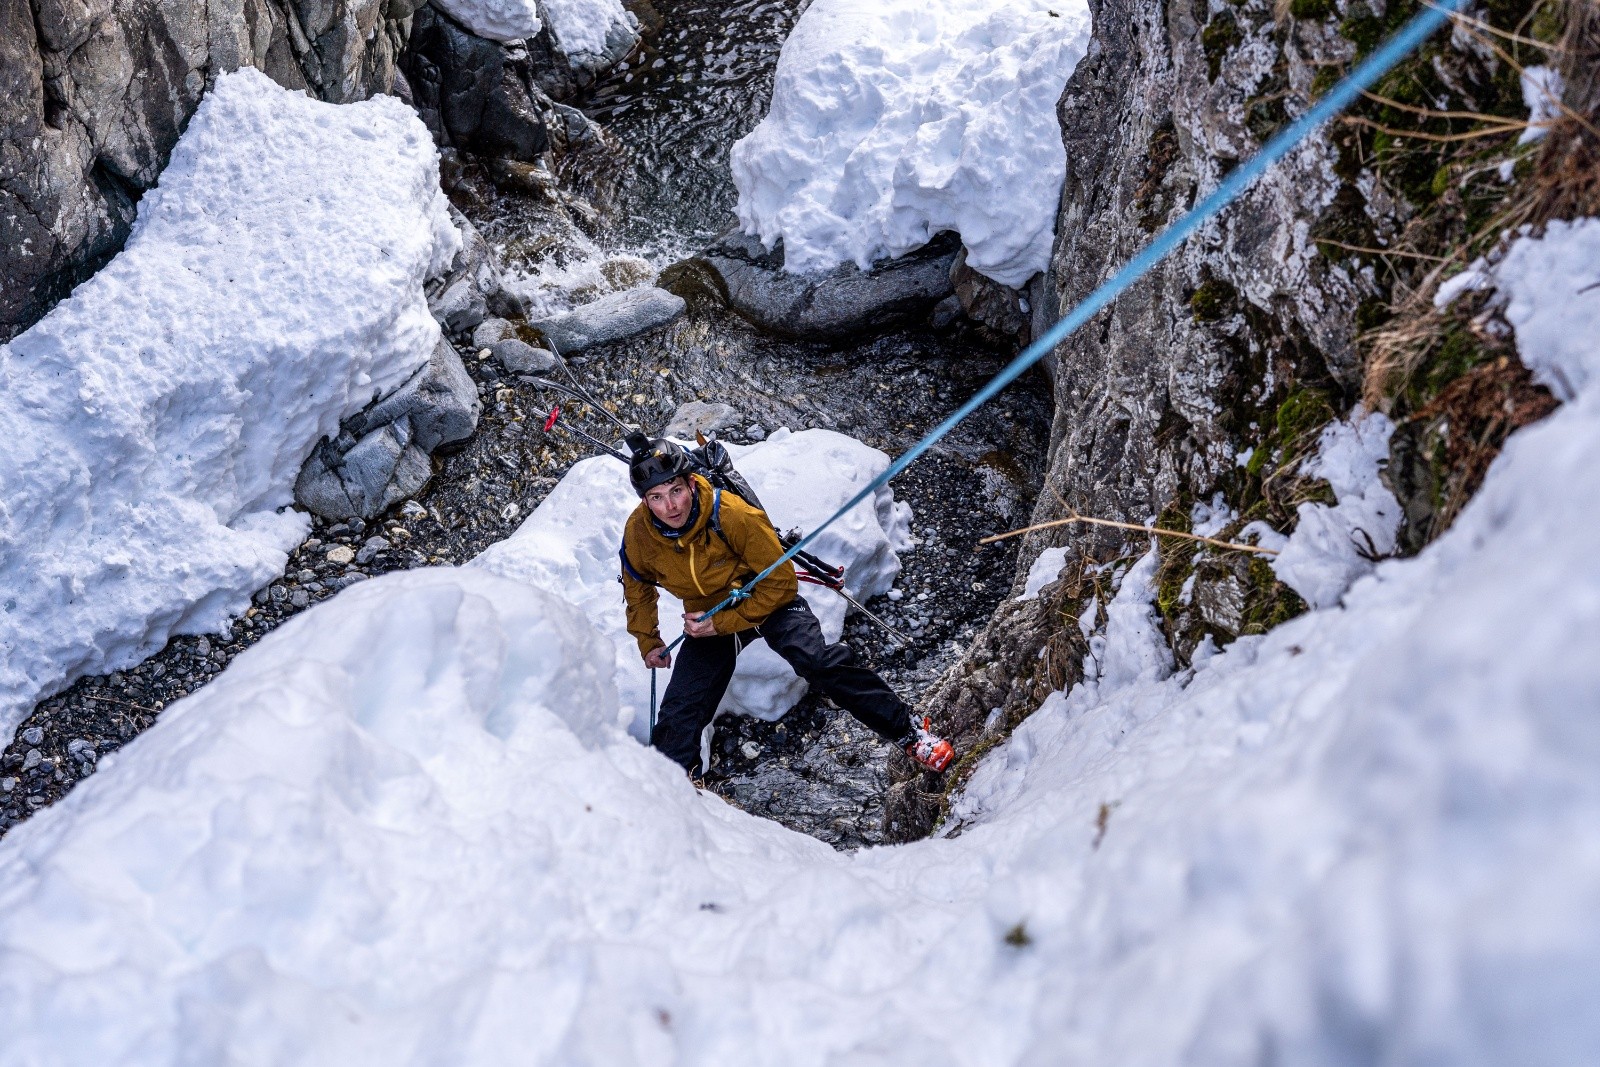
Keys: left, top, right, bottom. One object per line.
{"left": 296, "top": 338, "right": 481, "bottom": 520}
{"left": 532, "top": 287, "right": 686, "bottom": 353}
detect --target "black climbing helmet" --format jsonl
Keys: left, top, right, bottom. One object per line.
{"left": 627, "top": 433, "right": 693, "bottom": 497}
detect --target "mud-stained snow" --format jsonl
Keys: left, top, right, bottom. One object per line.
{"left": 0, "top": 225, "right": 1597, "bottom": 1061}
{"left": 731, "top": 0, "right": 1092, "bottom": 288}
{"left": 0, "top": 69, "right": 458, "bottom": 744}
{"left": 472, "top": 428, "right": 912, "bottom": 740}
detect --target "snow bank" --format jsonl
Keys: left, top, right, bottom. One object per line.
{"left": 731, "top": 0, "right": 1092, "bottom": 288}
{"left": 472, "top": 428, "right": 912, "bottom": 739}
{"left": 433, "top": 0, "right": 542, "bottom": 43}
{"left": 0, "top": 69, "right": 458, "bottom": 742}
{"left": 3, "top": 227, "right": 1599, "bottom": 1062}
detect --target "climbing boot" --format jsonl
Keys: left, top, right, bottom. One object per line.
{"left": 902, "top": 716, "right": 954, "bottom": 773}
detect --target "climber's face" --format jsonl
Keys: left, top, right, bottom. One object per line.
{"left": 645, "top": 476, "right": 694, "bottom": 529}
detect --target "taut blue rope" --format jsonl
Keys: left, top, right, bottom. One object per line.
{"left": 660, "top": 0, "right": 1465, "bottom": 655}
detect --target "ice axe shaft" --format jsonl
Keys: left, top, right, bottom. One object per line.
{"left": 831, "top": 585, "right": 914, "bottom": 649}
{"left": 533, "top": 405, "right": 630, "bottom": 462}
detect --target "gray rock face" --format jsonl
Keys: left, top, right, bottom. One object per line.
{"left": 668, "top": 230, "right": 958, "bottom": 341}
{"left": 0, "top": 0, "right": 415, "bottom": 340}
{"left": 891, "top": 0, "right": 1424, "bottom": 840}
{"left": 295, "top": 337, "right": 481, "bottom": 520}
{"left": 663, "top": 401, "right": 741, "bottom": 441}
{"left": 532, "top": 287, "right": 686, "bottom": 353}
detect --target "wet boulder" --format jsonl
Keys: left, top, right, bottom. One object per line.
{"left": 662, "top": 230, "right": 958, "bottom": 341}
{"left": 531, "top": 287, "right": 686, "bottom": 353}
{"left": 295, "top": 338, "right": 481, "bottom": 520}
{"left": 405, "top": 6, "right": 549, "bottom": 162}
{"left": 492, "top": 338, "right": 560, "bottom": 375}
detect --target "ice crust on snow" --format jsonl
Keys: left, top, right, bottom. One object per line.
{"left": 3, "top": 225, "right": 1599, "bottom": 1058}
{"left": 432, "top": 0, "right": 542, "bottom": 43}
{"left": 1268, "top": 412, "right": 1401, "bottom": 610}
{"left": 473, "top": 428, "right": 912, "bottom": 739}
{"left": 0, "top": 69, "right": 458, "bottom": 743}
{"left": 731, "top": 0, "right": 1093, "bottom": 288}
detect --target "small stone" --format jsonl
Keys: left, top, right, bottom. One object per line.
{"left": 746, "top": 424, "right": 767, "bottom": 441}
{"left": 290, "top": 590, "right": 310, "bottom": 609}
{"left": 22, "top": 749, "right": 41, "bottom": 771}
{"left": 268, "top": 585, "right": 287, "bottom": 602}
{"left": 0, "top": 778, "right": 14, "bottom": 792}
{"left": 740, "top": 741, "right": 761, "bottom": 760}
{"left": 296, "top": 569, "right": 316, "bottom": 584}
{"left": 195, "top": 636, "right": 212, "bottom": 657}
{"left": 356, "top": 536, "right": 391, "bottom": 565}
{"left": 20, "top": 726, "right": 43, "bottom": 746}
{"left": 400, "top": 501, "right": 428, "bottom": 520}
{"left": 501, "top": 502, "right": 521, "bottom": 521}
{"left": 326, "top": 545, "right": 356, "bottom": 565}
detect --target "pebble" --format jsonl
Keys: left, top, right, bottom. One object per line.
{"left": 22, "top": 749, "right": 41, "bottom": 771}
{"left": 20, "top": 726, "right": 43, "bottom": 746}
{"left": 356, "top": 536, "right": 391, "bottom": 565}
{"left": 290, "top": 590, "right": 311, "bottom": 609}
{"left": 0, "top": 778, "right": 13, "bottom": 793}
{"left": 195, "top": 636, "right": 212, "bottom": 657}
{"left": 326, "top": 545, "right": 356, "bottom": 565}
{"left": 296, "top": 569, "right": 316, "bottom": 584}
{"left": 741, "top": 741, "right": 761, "bottom": 760}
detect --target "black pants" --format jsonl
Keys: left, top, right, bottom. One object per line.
{"left": 650, "top": 597, "right": 912, "bottom": 773}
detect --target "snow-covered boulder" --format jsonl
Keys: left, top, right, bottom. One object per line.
{"left": 0, "top": 69, "right": 460, "bottom": 741}
{"left": 731, "top": 0, "right": 1093, "bottom": 289}
{"left": 472, "top": 428, "right": 913, "bottom": 739}
{"left": 431, "top": 0, "right": 543, "bottom": 43}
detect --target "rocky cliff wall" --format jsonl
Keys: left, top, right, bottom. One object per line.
{"left": 0, "top": 0, "right": 421, "bottom": 340}
{"left": 891, "top": 0, "right": 1561, "bottom": 837}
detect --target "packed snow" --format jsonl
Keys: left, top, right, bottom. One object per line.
{"left": 473, "top": 428, "right": 913, "bottom": 739}
{"left": 1261, "top": 412, "right": 1401, "bottom": 610}
{"left": 731, "top": 0, "right": 1093, "bottom": 288}
{"left": 0, "top": 69, "right": 458, "bottom": 744}
{"left": 2, "top": 221, "right": 1597, "bottom": 1062}
{"left": 539, "top": 0, "right": 635, "bottom": 62}
{"left": 432, "top": 0, "right": 541, "bottom": 43}
{"left": 1018, "top": 545, "right": 1070, "bottom": 600}
{"left": 1518, "top": 65, "right": 1565, "bottom": 144}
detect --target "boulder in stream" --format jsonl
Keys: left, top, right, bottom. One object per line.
{"left": 664, "top": 401, "right": 742, "bottom": 440}
{"left": 661, "top": 230, "right": 958, "bottom": 341}
{"left": 295, "top": 338, "right": 481, "bottom": 521}
{"left": 531, "top": 287, "right": 686, "bottom": 353}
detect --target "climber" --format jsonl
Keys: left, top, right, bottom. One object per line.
{"left": 619, "top": 436, "right": 954, "bottom": 777}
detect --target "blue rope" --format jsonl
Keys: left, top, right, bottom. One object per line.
{"left": 663, "top": 0, "right": 1464, "bottom": 652}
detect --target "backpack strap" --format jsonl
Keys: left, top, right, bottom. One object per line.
{"left": 619, "top": 542, "right": 653, "bottom": 585}
{"left": 709, "top": 488, "right": 737, "bottom": 554}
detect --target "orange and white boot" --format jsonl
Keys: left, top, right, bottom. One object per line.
{"left": 903, "top": 715, "right": 954, "bottom": 772}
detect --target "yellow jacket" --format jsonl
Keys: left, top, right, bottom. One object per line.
{"left": 621, "top": 474, "right": 798, "bottom": 656}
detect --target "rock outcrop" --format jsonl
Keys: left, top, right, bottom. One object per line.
{"left": 295, "top": 336, "right": 480, "bottom": 520}
{"left": 0, "top": 0, "right": 422, "bottom": 340}
{"left": 662, "top": 230, "right": 958, "bottom": 341}
{"left": 891, "top": 0, "right": 1541, "bottom": 838}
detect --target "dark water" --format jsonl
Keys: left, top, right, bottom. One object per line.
{"left": 579, "top": 0, "right": 804, "bottom": 254}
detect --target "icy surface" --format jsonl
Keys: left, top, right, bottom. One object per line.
{"left": 0, "top": 69, "right": 457, "bottom": 743}
{"left": 731, "top": 0, "right": 1093, "bottom": 288}
{"left": 1269, "top": 412, "right": 1401, "bottom": 610}
{"left": 473, "top": 428, "right": 913, "bottom": 739}
{"left": 2, "top": 228, "right": 1599, "bottom": 1061}
{"left": 432, "top": 0, "right": 542, "bottom": 43}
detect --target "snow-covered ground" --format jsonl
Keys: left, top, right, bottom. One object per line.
{"left": 2, "top": 220, "right": 1597, "bottom": 1063}
{"left": 473, "top": 428, "right": 912, "bottom": 740}
{"left": 0, "top": 69, "right": 459, "bottom": 743}
{"left": 731, "top": 0, "right": 1093, "bottom": 288}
